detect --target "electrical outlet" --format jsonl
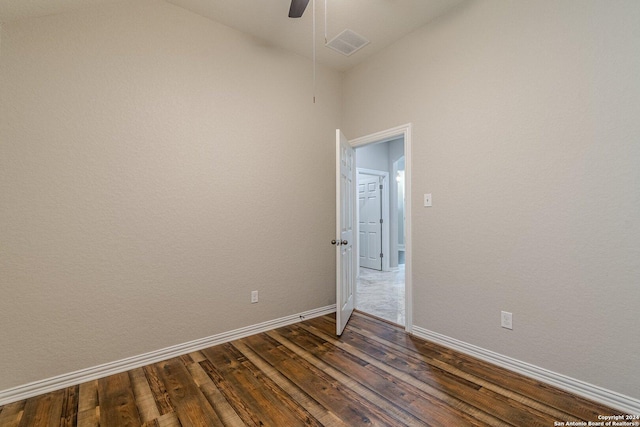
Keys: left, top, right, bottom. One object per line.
{"left": 501, "top": 311, "right": 513, "bottom": 330}
{"left": 251, "top": 290, "right": 259, "bottom": 303}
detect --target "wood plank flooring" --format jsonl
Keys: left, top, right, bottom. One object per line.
{"left": 0, "top": 312, "right": 617, "bottom": 426}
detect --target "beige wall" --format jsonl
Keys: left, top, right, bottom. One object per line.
{"left": 343, "top": 1, "right": 640, "bottom": 399}
{"left": 0, "top": 0, "right": 341, "bottom": 390}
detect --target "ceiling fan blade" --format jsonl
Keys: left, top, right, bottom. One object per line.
{"left": 288, "top": 0, "right": 310, "bottom": 18}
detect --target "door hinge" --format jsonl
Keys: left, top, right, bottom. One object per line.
{"left": 379, "top": 184, "right": 383, "bottom": 190}
{"left": 380, "top": 218, "right": 383, "bottom": 224}
{"left": 380, "top": 253, "right": 384, "bottom": 258}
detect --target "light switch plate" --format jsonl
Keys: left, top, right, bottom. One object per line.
{"left": 424, "top": 193, "right": 432, "bottom": 207}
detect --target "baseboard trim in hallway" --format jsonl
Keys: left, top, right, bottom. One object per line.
{"left": 0, "top": 305, "right": 336, "bottom": 407}
{"left": 412, "top": 326, "right": 640, "bottom": 414}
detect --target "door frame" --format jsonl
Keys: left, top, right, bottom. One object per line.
{"left": 392, "top": 157, "right": 406, "bottom": 254}
{"left": 356, "top": 168, "right": 390, "bottom": 272}
{"left": 349, "top": 123, "right": 413, "bottom": 332}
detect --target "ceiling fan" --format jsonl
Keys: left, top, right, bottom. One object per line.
{"left": 288, "top": 0, "right": 310, "bottom": 18}
{"left": 288, "top": 0, "right": 315, "bottom": 102}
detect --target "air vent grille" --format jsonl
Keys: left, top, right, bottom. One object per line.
{"left": 325, "top": 29, "right": 370, "bottom": 57}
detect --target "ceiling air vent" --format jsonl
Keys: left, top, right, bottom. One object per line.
{"left": 325, "top": 29, "right": 370, "bottom": 57}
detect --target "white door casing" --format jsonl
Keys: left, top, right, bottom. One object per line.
{"left": 358, "top": 173, "right": 382, "bottom": 270}
{"left": 349, "top": 123, "right": 413, "bottom": 332}
{"left": 335, "top": 129, "right": 356, "bottom": 336}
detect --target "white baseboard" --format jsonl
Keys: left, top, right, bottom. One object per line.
{"left": 0, "top": 305, "right": 336, "bottom": 407}
{"left": 412, "top": 326, "right": 640, "bottom": 415}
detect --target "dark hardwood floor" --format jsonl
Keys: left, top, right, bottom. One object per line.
{"left": 0, "top": 312, "right": 617, "bottom": 426}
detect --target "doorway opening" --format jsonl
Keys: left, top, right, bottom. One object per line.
{"left": 350, "top": 124, "right": 411, "bottom": 330}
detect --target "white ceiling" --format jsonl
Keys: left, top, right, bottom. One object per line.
{"left": 0, "top": 0, "right": 466, "bottom": 71}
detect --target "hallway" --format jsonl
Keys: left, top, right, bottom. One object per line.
{"left": 356, "top": 265, "right": 405, "bottom": 326}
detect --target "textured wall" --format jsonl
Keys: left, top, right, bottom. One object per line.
{"left": 343, "top": 0, "right": 640, "bottom": 398}
{"left": 0, "top": 0, "right": 341, "bottom": 390}
{"left": 357, "top": 142, "right": 390, "bottom": 173}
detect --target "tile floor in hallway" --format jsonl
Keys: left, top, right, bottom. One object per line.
{"left": 356, "top": 264, "right": 405, "bottom": 325}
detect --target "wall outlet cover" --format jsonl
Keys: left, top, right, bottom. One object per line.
{"left": 501, "top": 311, "right": 513, "bottom": 330}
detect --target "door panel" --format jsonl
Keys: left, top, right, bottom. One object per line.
{"left": 358, "top": 174, "right": 382, "bottom": 270}
{"left": 336, "top": 129, "right": 355, "bottom": 336}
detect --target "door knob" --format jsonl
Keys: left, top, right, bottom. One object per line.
{"left": 331, "top": 239, "right": 339, "bottom": 246}
{"left": 341, "top": 240, "right": 348, "bottom": 245}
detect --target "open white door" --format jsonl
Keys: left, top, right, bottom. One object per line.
{"left": 334, "top": 129, "right": 356, "bottom": 335}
